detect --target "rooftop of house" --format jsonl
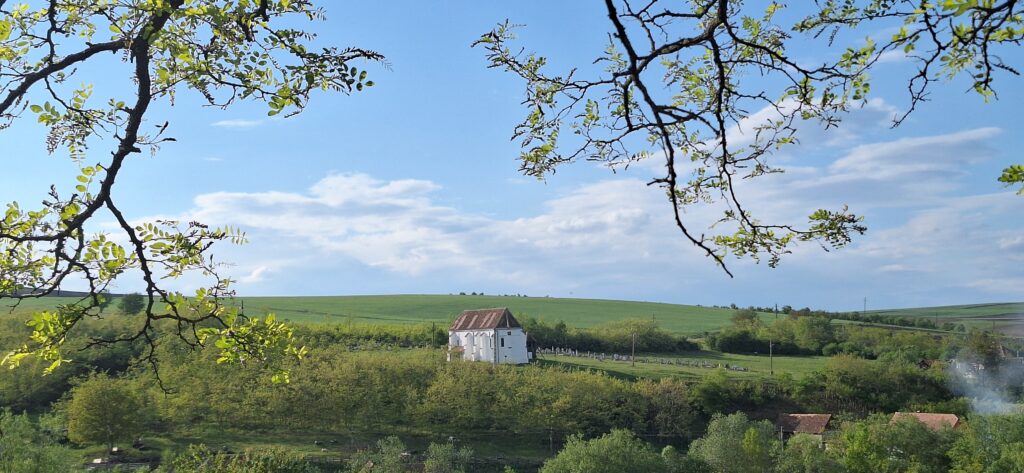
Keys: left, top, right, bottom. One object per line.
{"left": 776, "top": 413, "right": 833, "bottom": 435}
{"left": 449, "top": 308, "right": 522, "bottom": 331}
{"left": 891, "top": 412, "right": 960, "bottom": 431}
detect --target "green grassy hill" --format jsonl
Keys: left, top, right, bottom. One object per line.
{"left": 238, "top": 294, "right": 754, "bottom": 334}
{"left": 7, "top": 294, "right": 1020, "bottom": 335}
{"left": 870, "top": 302, "right": 1024, "bottom": 319}
{"left": 868, "top": 302, "right": 1024, "bottom": 334}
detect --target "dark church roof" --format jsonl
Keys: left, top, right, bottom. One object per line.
{"left": 449, "top": 308, "right": 521, "bottom": 331}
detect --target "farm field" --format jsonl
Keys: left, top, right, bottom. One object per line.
{"left": 540, "top": 351, "right": 833, "bottom": 380}
{"left": 236, "top": 294, "right": 760, "bottom": 334}
{"left": 6, "top": 295, "right": 1022, "bottom": 335}
{"left": 869, "top": 302, "right": 1024, "bottom": 334}
{"left": 2, "top": 295, "right": 768, "bottom": 334}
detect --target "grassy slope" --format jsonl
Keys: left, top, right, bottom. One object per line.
{"left": 869, "top": 302, "right": 1024, "bottom": 319}
{"left": 238, "top": 294, "right": 758, "bottom": 334}
{"left": 10, "top": 295, "right": 1021, "bottom": 335}
{"left": 867, "top": 302, "right": 1024, "bottom": 333}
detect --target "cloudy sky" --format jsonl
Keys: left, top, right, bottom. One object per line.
{"left": 3, "top": 2, "right": 1022, "bottom": 311}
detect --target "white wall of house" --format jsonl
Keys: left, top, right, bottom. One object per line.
{"left": 449, "top": 328, "right": 528, "bottom": 364}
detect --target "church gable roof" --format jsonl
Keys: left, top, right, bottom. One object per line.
{"left": 450, "top": 308, "right": 521, "bottom": 331}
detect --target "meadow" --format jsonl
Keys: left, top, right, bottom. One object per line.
{"left": 7, "top": 294, "right": 1020, "bottom": 336}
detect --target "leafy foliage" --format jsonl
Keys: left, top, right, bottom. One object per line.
{"left": 686, "top": 412, "right": 780, "bottom": 473}
{"left": 0, "top": 0, "right": 381, "bottom": 381}
{"left": 833, "top": 414, "right": 957, "bottom": 473}
{"left": 66, "top": 374, "right": 145, "bottom": 450}
{"left": 161, "top": 444, "right": 321, "bottom": 473}
{"left": 540, "top": 429, "right": 668, "bottom": 473}
{"left": 0, "top": 411, "right": 78, "bottom": 473}
{"left": 118, "top": 293, "right": 144, "bottom": 316}
{"left": 476, "top": 0, "right": 1022, "bottom": 274}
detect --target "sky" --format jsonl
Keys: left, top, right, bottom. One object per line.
{"left": 2, "top": 2, "right": 1022, "bottom": 311}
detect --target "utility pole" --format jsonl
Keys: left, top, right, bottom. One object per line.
{"left": 863, "top": 297, "right": 867, "bottom": 318}
{"left": 631, "top": 332, "right": 636, "bottom": 367}
{"left": 770, "top": 304, "right": 776, "bottom": 375}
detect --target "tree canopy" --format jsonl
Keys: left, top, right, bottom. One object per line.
{"left": 476, "top": 0, "right": 1022, "bottom": 275}
{"left": 0, "top": 0, "right": 381, "bottom": 380}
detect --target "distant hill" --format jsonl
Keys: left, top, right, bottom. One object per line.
{"left": 236, "top": 294, "right": 750, "bottom": 335}
{"left": 7, "top": 289, "right": 118, "bottom": 298}
{"left": 868, "top": 302, "right": 1024, "bottom": 335}
{"left": 4, "top": 293, "right": 1020, "bottom": 336}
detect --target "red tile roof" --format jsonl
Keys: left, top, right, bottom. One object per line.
{"left": 776, "top": 414, "right": 832, "bottom": 434}
{"left": 891, "top": 412, "right": 960, "bottom": 431}
{"left": 449, "top": 308, "right": 521, "bottom": 331}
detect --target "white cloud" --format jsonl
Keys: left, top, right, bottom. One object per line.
{"left": 878, "top": 264, "right": 914, "bottom": 273}
{"left": 211, "top": 119, "right": 264, "bottom": 129}
{"left": 240, "top": 266, "right": 271, "bottom": 283}
{"left": 999, "top": 236, "right": 1024, "bottom": 251}
{"left": 877, "top": 49, "right": 912, "bottom": 64}
{"left": 144, "top": 111, "right": 1021, "bottom": 308}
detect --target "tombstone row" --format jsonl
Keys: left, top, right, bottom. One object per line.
{"left": 537, "top": 347, "right": 748, "bottom": 372}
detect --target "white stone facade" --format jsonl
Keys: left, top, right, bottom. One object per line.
{"left": 448, "top": 327, "right": 529, "bottom": 364}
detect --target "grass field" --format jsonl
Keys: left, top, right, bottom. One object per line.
{"left": 231, "top": 294, "right": 766, "bottom": 335}
{"left": 868, "top": 302, "right": 1024, "bottom": 334}
{"left": 3, "top": 295, "right": 750, "bottom": 335}
{"left": 7, "top": 294, "right": 1023, "bottom": 336}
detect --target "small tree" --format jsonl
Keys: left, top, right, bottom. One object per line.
{"left": 687, "top": 412, "right": 780, "bottom": 473}
{"left": 66, "top": 375, "right": 143, "bottom": 450}
{"left": 424, "top": 441, "right": 474, "bottom": 473}
{"left": 118, "top": 293, "right": 145, "bottom": 316}
{"left": 346, "top": 436, "right": 409, "bottom": 473}
{"left": 541, "top": 429, "right": 667, "bottom": 473}
{"left": 775, "top": 434, "right": 842, "bottom": 473}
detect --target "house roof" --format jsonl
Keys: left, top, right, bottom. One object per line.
{"left": 776, "top": 414, "right": 832, "bottom": 434}
{"left": 450, "top": 308, "right": 521, "bottom": 331}
{"left": 891, "top": 412, "right": 960, "bottom": 431}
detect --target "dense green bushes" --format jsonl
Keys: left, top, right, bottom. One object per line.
{"left": 539, "top": 411, "right": 1024, "bottom": 473}
{"left": 519, "top": 316, "right": 698, "bottom": 353}
{"left": 0, "top": 411, "right": 79, "bottom": 473}
{"left": 708, "top": 309, "right": 966, "bottom": 362}
{"left": 790, "top": 355, "right": 954, "bottom": 416}
{"left": 0, "top": 311, "right": 987, "bottom": 472}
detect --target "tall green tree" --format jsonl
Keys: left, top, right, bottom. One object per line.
{"left": 118, "top": 293, "right": 144, "bottom": 316}
{"left": 476, "top": 0, "right": 1022, "bottom": 275}
{"left": 540, "top": 429, "right": 668, "bottom": 473}
{"left": 835, "top": 414, "right": 958, "bottom": 473}
{"left": 423, "top": 441, "right": 474, "bottom": 473}
{"left": 775, "top": 433, "right": 843, "bottom": 473}
{"left": 687, "top": 412, "right": 780, "bottom": 473}
{"left": 0, "top": 0, "right": 380, "bottom": 380}
{"left": 948, "top": 412, "right": 1024, "bottom": 473}
{"left": 66, "top": 375, "right": 145, "bottom": 450}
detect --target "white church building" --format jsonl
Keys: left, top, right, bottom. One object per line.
{"left": 447, "top": 307, "right": 530, "bottom": 364}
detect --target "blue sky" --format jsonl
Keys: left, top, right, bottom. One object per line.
{"left": 3, "top": 2, "right": 1022, "bottom": 311}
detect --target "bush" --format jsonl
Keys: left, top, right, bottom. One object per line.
{"left": 541, "top": 430, "right": 667, "bottom": 473}
{"left": 162, "top": 445, "right": 321, "bottom": 473}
